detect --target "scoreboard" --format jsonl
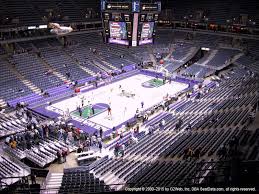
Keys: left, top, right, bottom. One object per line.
{"left": 101, "top": 0, "right": 161, "bottom": 46}
{"left": 109, "top": 21, "right": 129, "bottom": 45}
{"left": 139, "top": 22, "right": 154, "bottom": 45}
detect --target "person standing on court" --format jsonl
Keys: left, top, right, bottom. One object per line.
{"left": 81, "top": 98, "right": 84, "bottom": 107}
{"left": 107, "top": 106, "right": 111, "bottom": 116}
{"left": 141, "top": 101, "right": 144, "bottom": 109}
{"left": 78, "top": 106, "right": 82, "bottom": 117}
{"left": 91, "top": 104, "right": 95, "bottom": 115}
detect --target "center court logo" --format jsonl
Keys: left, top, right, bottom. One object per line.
{"left": 142, "top": 79, "right": 163, "bottom": 88}
{"left": 141, "top": 81, "right": 154, "bottom": 88}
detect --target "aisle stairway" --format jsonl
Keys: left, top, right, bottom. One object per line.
{"left": 64, "top": 50, "right": 96, "bottom": 76}
{"left": 6, "top": 58, "right": 42, "bottom": 94}
{"left": 164, "top": 43, "right": 175, "bottom": 60}
{"left": 42, "top": 173, "right": 63, "bottom": 194}
{"left": 0, "top": 98, "right": 6, "bottom": 107}
{"left": 37, "top": 54, "right": 68, "bottom": 82}
{"left": 198, "top": 49, "right": 218, "bottom": 66}
{"left": 100, "top": 59, "right": 117, "bottom": 70}
{"left": 147, "top": 46, "right": 157, "bottom": 65}
{"left": 92, "top": 60, "right": 110, "bottom": 72}
{"left": 182, "top": 46, "right": 199, "bottom": 61}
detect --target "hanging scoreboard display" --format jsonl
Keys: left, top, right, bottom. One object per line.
{"left": 109, "top": 21, "right": 129, "bottom": 45}
{"left": 139, "top": 21, "right": 155, "bottom": 45}
{"left": 101, "top": 0, "right": 161, "bottom": 46}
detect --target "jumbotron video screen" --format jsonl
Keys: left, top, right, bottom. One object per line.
{"left": 139, "top": 22, "right": 154, "bottom": 45}
{"left": 109, "top": 21, "right": 129, "bottom": 45}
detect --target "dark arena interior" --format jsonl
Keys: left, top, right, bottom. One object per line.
{"left": 0, "top": 0, "right": 259, "bottom": 193}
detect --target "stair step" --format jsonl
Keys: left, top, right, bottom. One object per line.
{"left": 0, "top": 99, "right": 6, "bottom": 107}
{"left": 49, "top": 177, "right": 63, "bottom": 180}
{"left": 36, "top": 54, "right": 67, "bottom": 81}
{"left": 49, "top": 176, "right": 63, "bottom": 179}
{"left": 63, "top": 49, "right": 96, "bottom": 76}
{"left": 43, "top": 191, "right": 58, "bottom": 194}
{"left": 50, "top": 173, "right": 64, "bottom": 176}
{"left": 50, "top": 175, "right": 63, "bottom": 177}
{"left": 101, "top": 60, "right": 117, "bottom": 70}
{"left": 80, "top": 66, "right": 96, "bottom": 76}
{"left": 46, "top": 185, "right": 61, "bottom": 189}
{"left": 47, "top": 181, "right": 62, "bottom": 185}
{"left": 4, "top": 58, "right": 42, "bottom": 95}
{"left": 93, "top": 60, "right": 109, "bottom": 72}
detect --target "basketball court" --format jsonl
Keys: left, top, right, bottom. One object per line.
{"left": 47, "top": 73, "right": 188, "bottom": 130}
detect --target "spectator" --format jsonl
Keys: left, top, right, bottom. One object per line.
{"left": 121, "top": 144, "right": 125, "bottom": 157}
{"left": 149, "top": 125, "right": 154, "bottom": 135}
{"left": 57, "top": 150, "right": 62, "bottom": 164}
{"left": 10, "top": 139, "right": 17, "bottom": 149}
{"left": 143, "top": 113, "right": 148, "bottom": 122}
{"left": 163, "top": 77, "right": 166, "bottom": 84}
{"left": 78, "top": 107, "right": 83, "bottom": 117}
{"left": 62, "top": 149, "right": 68, "bottom": 163}
{"left": 58, "top": 128, "right": 64, "bottom": 141}
{"left": 5, "top": 136, "right": 11, "bottom": 145}
{"left": 184, "top": 148, "right": 190, "bottom": 159}
{"left": 186, "top": 123, "right": 192, "bottom": 131}
{"left": 187, "top": 147, "right": 194, "bottom": 160}
{"left": 63, "top": 131, "right": 68, "bottom": 144}
{"left": 91, "top": 135, "right": 97, "bottom": 147}
{"left": 135, "top": 108, "right": 139, "bottom": 115}
{"left": 99, "top": 127, "right": 103, "bottom": 139}
{"left": 21, "top": 138, "right": 26, "bottom": 151}
{"left": 112, "top": 126, "right": 116, "bottom": 132}
{"left": 68, "top": 131, "right": 73, "bottom": 144}
{"left": 114, "top": 143, "right": 120, "bottom": 157}
{"left": 77, "top": 145, "right": 83, "bottom": 153}
{"left": 134, "top": 125, "right": 140, "bottom": 133}
{"left": 160, "top": 119, "right": 165, "bottom": 130}
{"left": 97, "top": 135, "right": 102, "bottom": 144}
{"left": 98, "top": 141, "right": 102, "bottom": 153}
{"left": 30, "top": 172, "right": 36, "bottom": 185}
{"left": 141, "top": 101, "right": 144, "bottom": 109}
{"left": 119, "top": 132, "right": 123, "bottom": 139}
{"left": 91, "top": 104, "right": 95, "bottom": 115}
{"left": 194, "top": 148, "right": 201, "bottom": 159}
{"left": 38, "top": 125, "right": 44, "bottom": 139}
{"left": 84, "top": 141, "right": 90, "bottom": 151}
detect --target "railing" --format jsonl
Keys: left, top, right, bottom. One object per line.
{"left": 0, "top": 28, "right": 103, "bottom": 44}
{"left": 7, "top": 155, "right": 31, "bottom": 175}
{"left": 172, "top": 27, "right": 259, "bottom": 40}
{"left": 0, "top": 155, "right": 31, "bottom": 190}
